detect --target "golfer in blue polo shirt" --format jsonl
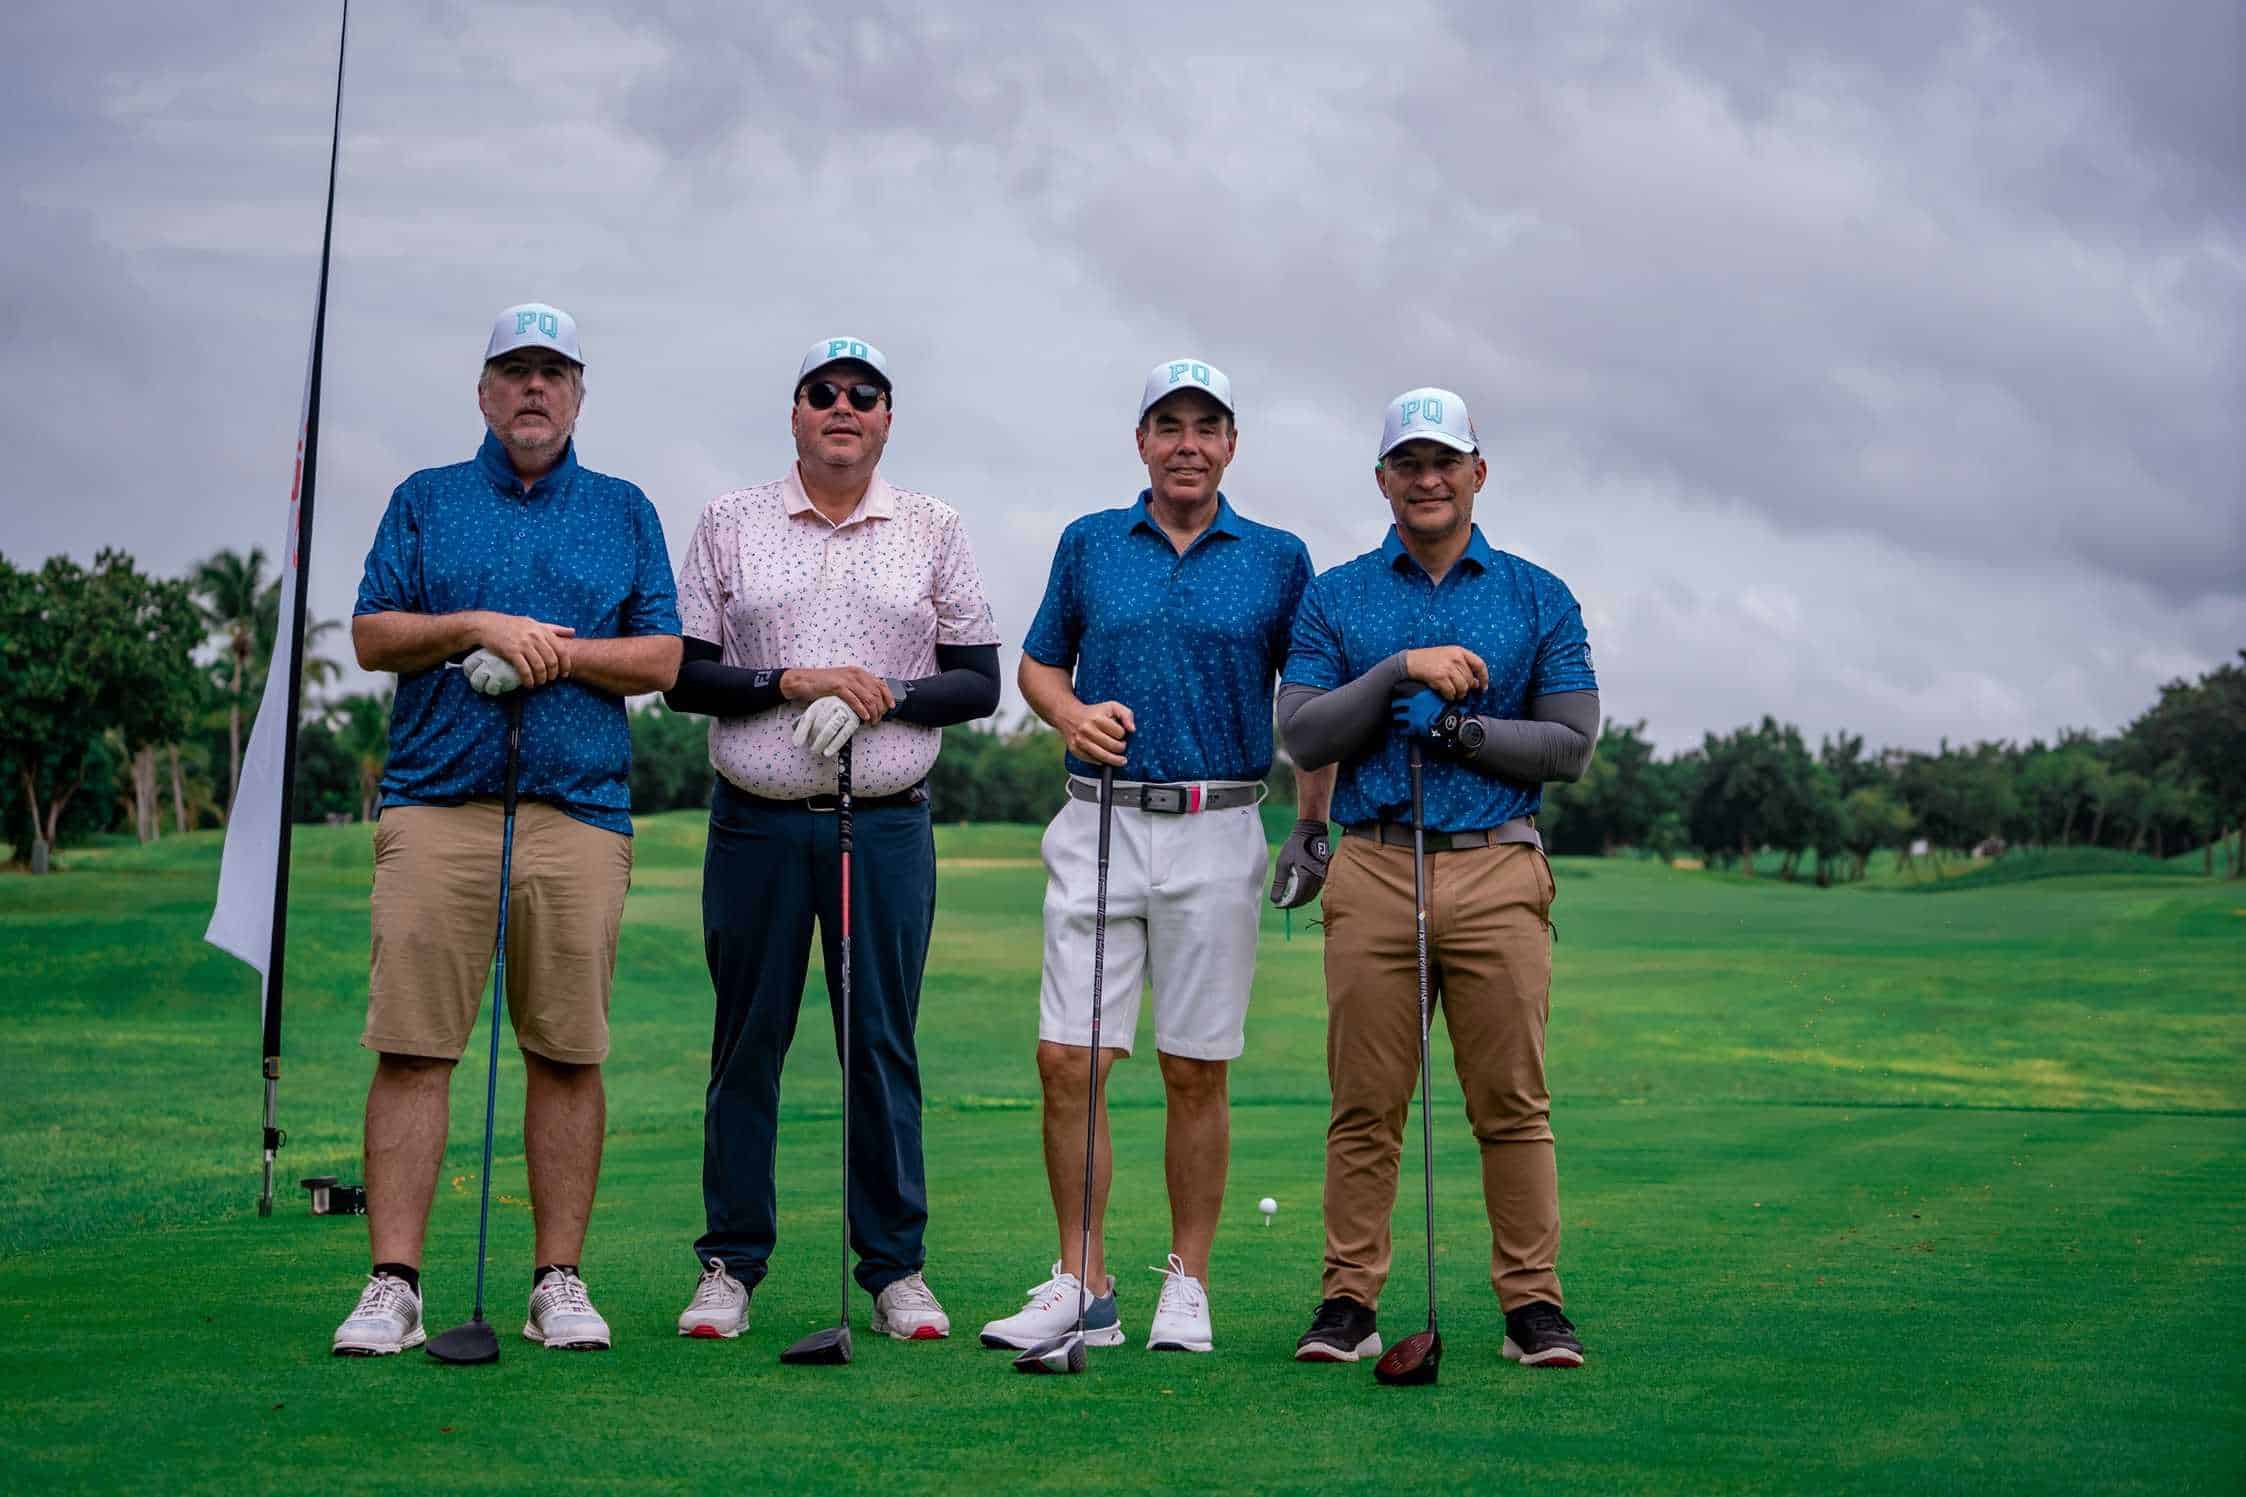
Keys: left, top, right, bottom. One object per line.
{"left": 981, "top": 358, "right": 1334, "bottom": 1357}
{"left": 332, "top": 303, "right": 681, "bottom": 1359}
{"left": 1278, "top": 386, "right": 1600, "bottom": 1370}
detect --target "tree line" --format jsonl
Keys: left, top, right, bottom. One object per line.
{"left": 5, "top": 546, "right": 2240, "bottom": 880}
{"left": 1536, "top": 683, "right": 2244, "bottom": 880}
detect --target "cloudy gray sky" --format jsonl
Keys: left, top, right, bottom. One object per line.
{"left": 5, "top": 0, "right": 2239, "bottom": 752}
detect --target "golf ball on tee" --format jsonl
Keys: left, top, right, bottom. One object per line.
{"left": 1259, "top": 1197, "right": 1278, "bottom": 1218}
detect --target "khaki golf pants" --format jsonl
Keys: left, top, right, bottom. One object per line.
{"left": 1319, "top": 835, "right": 1563, "bottom": 1312}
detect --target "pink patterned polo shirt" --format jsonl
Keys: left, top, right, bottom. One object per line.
{"left": 676, "top": 464, "right": 1000, "bottom": 799}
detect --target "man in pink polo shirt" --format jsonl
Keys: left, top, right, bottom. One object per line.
{"left": 663, "top": 336, "right": 1001, "bottom": 1345}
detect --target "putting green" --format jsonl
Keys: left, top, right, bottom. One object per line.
{"left": 2, "top": 819, "right": 2240, "bottom": 1493}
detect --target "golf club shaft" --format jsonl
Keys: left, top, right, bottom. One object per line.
{"left": 836, "top": 739, "right": 853, "bottom": 1330}
{"left": 471, "top": 694, "right": 523, "bottom": 1323}
{"left": 1078, "top": 763, "right": 1113, "bottom": 1333}
{"left": 1409, "top": 742, "right": 1436, "bottom": 1335}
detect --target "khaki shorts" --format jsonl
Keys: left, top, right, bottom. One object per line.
{"left": 365, "top": 800, "right": 632, "bottom": 1065}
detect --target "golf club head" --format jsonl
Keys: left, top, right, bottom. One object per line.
{"left": 1373, "top": 1329, "right": 1442, "bottom": 1386}
{"left": 778, "top": 1325, "right": 853, "bottom": 1366}
{"left": 425, "top": 1318, "right": 501, "bottom": 1366}
{"left": 1011, "top": 1330, "right": 1088, "bottom": 1375}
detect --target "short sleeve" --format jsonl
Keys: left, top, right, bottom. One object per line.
{"left": 1529, "top": 583, "right": 1597, "bottom": 696}
{"left": 623, "top": 491, "right": 681, "bottom": 637}
{"left": 353, "top": 484, "right": 420, "bottom": 617}
{"left": 675, "top": 502, "right": 728, "bottom": 643}
{"left": 1021, "top": 524, "right": 1081, "bottom": 669}
{"left": 1268, "top": 537, "right": 1313, "bottom": 666}
{"left": 931, "top": 510, "right": 1001, "bottom": 647}
{"left": 1282, "top": 574, "right": 1346, "bottom": 691}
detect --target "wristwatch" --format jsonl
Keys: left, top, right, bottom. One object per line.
{"left": 882, "top": 677, "right": 913, "bottom": 720}
{"left": 1432, "top": 706, "right": 1486, "bottom": 758}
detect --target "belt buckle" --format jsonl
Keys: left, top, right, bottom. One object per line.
{"left": 1142, "top": 785, "right": 1187, "bottom": 814}
{"left": 804, "top": 794, "right": 839, "bottom": 814}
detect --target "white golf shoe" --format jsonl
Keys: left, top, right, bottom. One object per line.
{"left": 523, "top": 1268, "right": 611, "bottom": 1350}
{"left": 332, "top": 1272, "right": 425, "bottom": 1356}
{"left": 677, "top": 1258, "right": 750, "bottom": 1339}
{"left": 870, "top": 1271, "right": 952, "bottom": 1340}
{"left": 978, "top": 1261, "right": 1124, "bottom": 1350}
{"left": 1146, "top": 1253, "right": 1214, "bottom": 1352}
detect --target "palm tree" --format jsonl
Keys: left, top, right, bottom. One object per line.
{"left": 250, "top": 581, "right": 343, "bottom": 698}
{"left": 329, "top": 691, "right": 392, "bottom": 823}
{"left": 192, "top": 547, "right": 270, "bottom": 816}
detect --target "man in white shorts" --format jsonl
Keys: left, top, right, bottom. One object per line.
{"left": 982, "top": 357, "right": 1334, "bottom": 1355}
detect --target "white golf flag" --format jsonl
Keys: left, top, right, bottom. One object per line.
{"left": 204, "top": 362, "right": 314, "bottom": 991}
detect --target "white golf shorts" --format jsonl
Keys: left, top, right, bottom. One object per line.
{"left": 1037, "top": 785, "right": 1270, "bottom": 1061}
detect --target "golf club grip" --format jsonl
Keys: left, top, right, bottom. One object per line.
{"left": 501, "top": 694, "right": 522, "bottom": 818}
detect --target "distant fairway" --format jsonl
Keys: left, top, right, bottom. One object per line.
{"left": 2, "top": 817, "right": 2240, "bottom": 1493}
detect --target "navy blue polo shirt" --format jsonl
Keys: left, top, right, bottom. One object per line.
{"left": 1024, "top": 492, "right": 1312, "bottom": 783}
{"left": 1284, "top": 524, "right": 1596, "bottom": 832}
{"left": 354, "top": 433, "right": 681, "bottom": 834}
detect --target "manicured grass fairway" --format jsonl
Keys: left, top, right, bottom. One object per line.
{"left": 2, "top": 817, "right": 2241, "bottom": 1493}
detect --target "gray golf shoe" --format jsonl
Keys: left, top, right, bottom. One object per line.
{"left": 332, "top": 1272, "right": 425, "bottom": 1357}
{"left": 979, "top": 1261, "right": 1123, "bottom": 1350}
{"left": 523, "top": 1268, "right": 611, "bottom": 1351}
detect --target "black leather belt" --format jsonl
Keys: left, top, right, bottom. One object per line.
{"left": 722, "top": 779, "right": 929, "bottom": 814}
{"left": 1343, "top": 817, "right": 1540, "bottom": 852}
{"left": 1066, "top": 776, "right": 1265, "bottom": 814}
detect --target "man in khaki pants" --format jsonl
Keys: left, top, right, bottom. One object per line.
{"left": 1277, "top": 386, "right": 1600, "bottom": 1368}
{"left": 333, "top": 303, "right": 682, "bottom": 1356}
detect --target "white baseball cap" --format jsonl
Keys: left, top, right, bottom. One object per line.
{"left": 485, "top": 303, "right": 583, "bottom": 365}
{"left": 1138, "top": 357, "right": 1235, "bottom": 420}
{"left": 1378, "top": 387, "right": 1477, "bottom": 459}
{"left": 797, "top": 335, "right": 892, "bottom": 390}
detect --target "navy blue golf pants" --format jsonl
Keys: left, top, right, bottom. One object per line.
{"left": 693, "top": 776, "right": 935, "bottom": 1296}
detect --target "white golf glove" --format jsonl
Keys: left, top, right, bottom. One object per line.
{"left": 462, "top": 648, "right": 521, "bottom": 696}
{"left": 792, "top": 695, "right": 860, "bottom": 758}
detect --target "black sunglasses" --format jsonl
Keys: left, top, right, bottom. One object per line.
{"left": 802, "top": 380, "right": 886, "bottom": 412}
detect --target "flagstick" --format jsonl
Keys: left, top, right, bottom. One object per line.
{"left": 258, "top": 0, "right": 350, "bottom": 1218}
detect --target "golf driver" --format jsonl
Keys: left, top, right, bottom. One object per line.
{"left": 427, "top": 691, "right": 524, "bottom": 1366}
{"left": 781, "top": 738, "right": 857, "bottom": 1367}
{"left": 1014, "top": 762, "right": 1114, "bottom": 1376}
{"left": 1374, "top": 740, "right": 1443, "bottom": 1387}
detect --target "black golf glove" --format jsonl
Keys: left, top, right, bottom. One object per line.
{"left": 1269, "top": 819, "right": 1332, "bottom": 909}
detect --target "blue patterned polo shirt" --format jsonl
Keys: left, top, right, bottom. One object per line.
{"left": 1284, "top": 524, "right": 1596, "bottom": 832}
{"left": 1023, "top": 492, "right": 1312, "bottom": 783}
{"left": 354, "top": 433, "right": 681, "bottom": 834}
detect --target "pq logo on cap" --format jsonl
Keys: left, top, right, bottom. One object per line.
{"left": 1398, "top": 394, "right": 1444, "bottom": 429}
{"left": 516, "top": 309, "right": 563, "bottom": 339}
{"left": 827, "top": 339, "right": 872, "bottom": 362}
{"left": 1167, "top": 361, "right": 1215, "bottom": 388}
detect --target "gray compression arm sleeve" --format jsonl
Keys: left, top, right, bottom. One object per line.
{"left": 1276, "top": 653, "right": 1410, "bottom": 769}
{"left": 1464, "top": 691, "right": 1601, "bottom": 783}
{"left": 1280, "top": 664, "right": 1601, "bottom": 783}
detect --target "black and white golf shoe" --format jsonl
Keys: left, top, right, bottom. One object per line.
{"left": 1293, "top": 1296, "right": 1383, "bottom": 1362}
{"left": 1501, "top": 1301, "right": 1584, "bottom": 1369}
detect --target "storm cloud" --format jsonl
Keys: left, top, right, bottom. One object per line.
{"left": 4, "top": 0, "right": 2238, "bottom": 751}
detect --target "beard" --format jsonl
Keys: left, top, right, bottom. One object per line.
{"left": 495, "top": 415, "right": 572, "bottom": 462}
